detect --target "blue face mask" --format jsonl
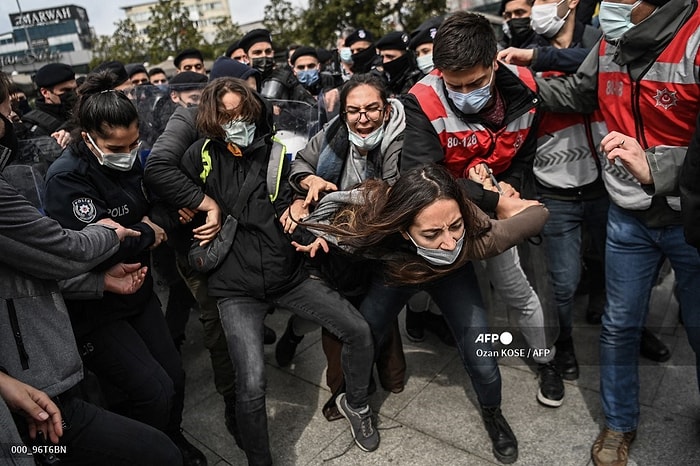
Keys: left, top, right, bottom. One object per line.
{"left": 297, "top": 69, "right": 320, "bottom": 87}
{"left": 416, "top": 54, "right": 434, "bottom": 74}
{"left": 598, "top": 0, "right": 643, "bottom": 41}
{"left": 221, "top": 120, "right": 256, "bottom": 147}
{"left": 339, "top": 47, "right": 353, "bottom": 63}
{"left": 407, "top": 230, "right": 465, "bottom": 266}
{"left": 446, "top": 67, "right": 494, "bottom": 114}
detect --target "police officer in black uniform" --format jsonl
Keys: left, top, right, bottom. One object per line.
{"left": 375, "top": 31, "right": 424, "bottom": 96}
{"left": 239, "top": 28, "right": 317, "bottom": 105}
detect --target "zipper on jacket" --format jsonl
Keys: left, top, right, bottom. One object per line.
{"left": 7, "top": 299, "right": 30, "bottom": 370}
{"left": 584, "top": 114, "right": 604, "bottom": 174}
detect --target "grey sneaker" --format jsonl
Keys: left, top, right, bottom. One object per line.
{"left": 335, "top": 393, "right": 380, "bottom": 452}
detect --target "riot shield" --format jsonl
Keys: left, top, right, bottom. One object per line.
{"left": 268, "top": 99, "right": 319, "bottom": 160}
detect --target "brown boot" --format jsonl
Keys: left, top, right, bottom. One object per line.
{"left": 591, "top": 427, "right": 636, "bottom": 466}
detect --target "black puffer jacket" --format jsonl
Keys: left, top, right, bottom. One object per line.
{"left": 179, "top": 104, "right": 306, "bottom": 299}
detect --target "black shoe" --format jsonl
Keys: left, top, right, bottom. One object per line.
{"left": 423, "top": 312, "right": 456, "bottom": 347}
{"left": 405, "top": 306, "right": 425, "bottom": 342}
{"left": 223, "top": 397, "right": 243, "bottom": 449}
{"left": 275, "top": 317, "right": 303, "bottom": 367}
{"left": 481, "top": 405, "right": 518, "bottom": 464}
{"left": 263, "top": 324, "right": 276, "bottom": 345}
{"left": 169, "top": 429, "right": 207, "bottom": 466}
{"left": 640, "top": 327, "right": 671, "bottom": 362}
{"left": 536, "top": 362, "right": 564, "bottom": 408}
{"left": 554, "top": 338, "right": 579, "bottom": 381}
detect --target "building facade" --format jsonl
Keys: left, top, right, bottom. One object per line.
{"left": 0, "top": 4, "right": 93, "bottom": 76}
{"left": 122, "top": 0, "right": 233, "bottom": 44}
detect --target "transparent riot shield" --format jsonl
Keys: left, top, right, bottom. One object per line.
{"left": 268, "top": 99, "right": 319, "bottom": 160}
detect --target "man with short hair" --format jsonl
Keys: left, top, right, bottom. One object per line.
{"left": 149, "top": 67, "right": 169, "bottom": 86}
{"left": 174, "top": 48, "right": 206, "bottom": 74}
{"left": 22, "top": 63, "right": 77, "bottom": 138}
{"left": 402, "top": 12, "right": 564, "bottom": 462}
{"left": 376, "top": 31, "right": 423, "bottom": 96}
{"left": 500, "top": 0, "right": 539, "bottom": 48}
{"left": 126, "top": 64, "right": 150, "bottom": 86}
{"left": 225, "top": 40, "right": 248, "bottom": 64}
{"left": 344, "top": 28, "right": 380, "bottom": 74}
{"left": 239, "top": 28, "right": 316, "bottom": 105}
{"left": 289, "top": 46, "right": 337, "bottom": 98}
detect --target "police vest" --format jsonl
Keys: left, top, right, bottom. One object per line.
{"left": 409, "top": 66, "right": 537, "bottom": 179}
{"left": 596, "top": 9, "right": 700, "bottom": 210}
{"left": 198, "top": 137, "right": 286, "bottom": 202}
{"left": 534, "top": 69, "right": 604, "bottom": 189}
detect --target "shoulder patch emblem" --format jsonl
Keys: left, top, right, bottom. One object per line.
{"left": 72, "top": 197, "right": 97, "bottom": 223}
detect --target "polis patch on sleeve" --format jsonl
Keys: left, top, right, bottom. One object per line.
{"left": 72, "top": 197, "right": 97, "bottom": 223}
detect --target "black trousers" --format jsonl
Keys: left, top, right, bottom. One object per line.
{"left": 13, "top": 390, "right": 182, "bottom": 465}
{"left": 76, "top": 293, "right": 186, "bottom": 434}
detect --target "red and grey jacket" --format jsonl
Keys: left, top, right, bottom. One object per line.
{"left": 408, "top": 64, "right": 539, "bottom": 182}
{"left": 535, "top": 68, "right": 606, "bottom": 199}
{"left": 596, "top": 7, "right": 700, "bottom": 210}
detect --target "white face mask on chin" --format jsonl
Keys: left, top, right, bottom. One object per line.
{"left": 347, "top": 124, "right": 385, "bottom": 151}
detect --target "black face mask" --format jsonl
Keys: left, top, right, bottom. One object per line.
{"left": 382, "top": 53, "right": 411, "bottom": 83}
{"left": 507, "top": 18, "right": 534, "bottom": 48}
{"left": 13, "top": 98, "right": 32, "bottom": 117}
{"left": 351, "top": 47, "right": 379, "bottom": 74}
{"left": 251, "top": 57, "right": 275, "bottom": 78}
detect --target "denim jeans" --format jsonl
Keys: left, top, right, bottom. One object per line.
{"left": 360, "top": 263, "right": 502, "bottom": 407}
{"left": 476, "top": 246, "right": 554, "bottom": 363}
{"left": 176, "top": 252, "right": 236, "bottom": 401}
{"left": 541, "top": 196, "right": 609, "bottom": 340}
{"left": 601, "top": 204, "right": 700, "bottom": 432}
{"left": 217, "top": 277, "right": 373, "bottom": 466}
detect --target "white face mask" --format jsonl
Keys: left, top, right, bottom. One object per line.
{"left": 598, "top": 0, "right": 643, "bottom": 41}
{"left": 416, "top": 54, "right": 435, "bottom": 74}
{"left": 86, "top": 133, "right": 140, "bottom": 172}
{"left": 531, "top": 0, "right": 570, "bottom": 39}
{"left": 407, "top": 230, "right": 465, "bottom": 266}
{"left": 347, "top": 124, "right": 385, "bottom": 151}
{"left": 221, "top": 120, "right": 256, "bottom": 147}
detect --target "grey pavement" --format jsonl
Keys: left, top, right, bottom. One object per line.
{"left": 172, "top": 266, "right": 700, "bottom": 466}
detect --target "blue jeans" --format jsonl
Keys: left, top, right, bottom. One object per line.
{"left": 541, "top": 196, "right": 609, "bottom": 340}
{"left": 217, "top": 277, "right": 373, "bottom": 466}
{"left": 601, "top": 204, "right": 700, "bottom": 432}
{"left": 360, "top": 263, "right": 502, "bottom": 407}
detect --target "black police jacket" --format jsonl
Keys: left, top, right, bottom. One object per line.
{"left": 44, "top": 141, "right": 158, "bottom": 337}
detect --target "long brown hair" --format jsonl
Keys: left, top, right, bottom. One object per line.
{"left": 196, "top": 77, "right": 262, "bottom": 139}
{"left": 310, "top": 164, "right": 490, "bottom": 285}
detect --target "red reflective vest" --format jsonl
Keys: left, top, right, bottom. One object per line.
{"left": 596, "top": 8, "right": 700, "bottom": 209}
{"left": 409, "top": 66, "right": 537, "bottom": 179}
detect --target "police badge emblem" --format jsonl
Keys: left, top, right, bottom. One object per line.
{"left": 72, "top": 197, "right": 97, "bottom": 223}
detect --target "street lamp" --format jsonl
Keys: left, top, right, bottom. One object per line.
{"left": 15, "top": 0, "right": 34, "bottom": 55}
